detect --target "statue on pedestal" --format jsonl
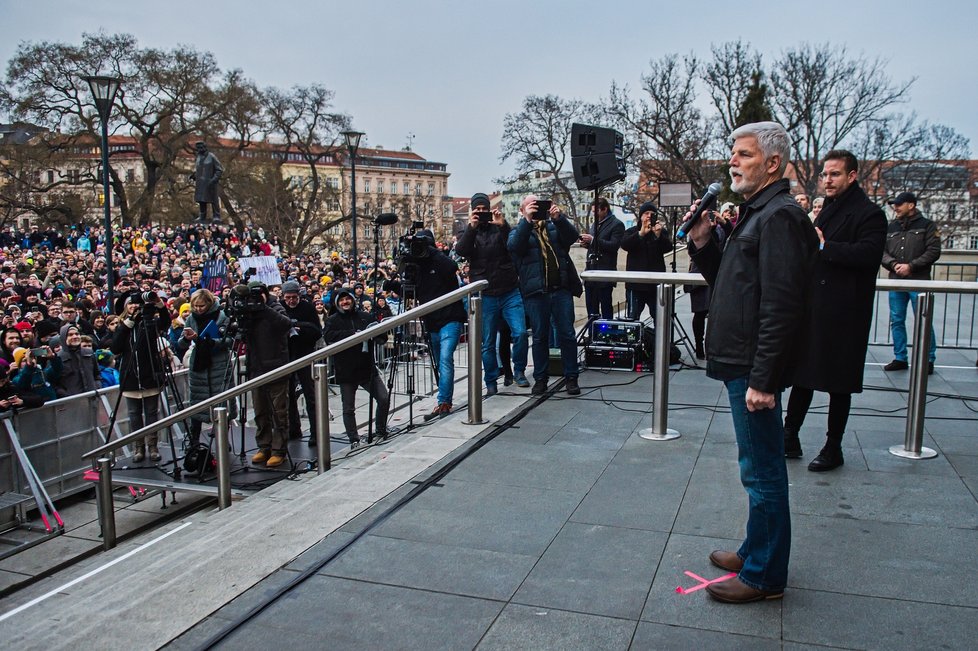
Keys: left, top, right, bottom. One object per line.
{"left": 189, "top": 141, "right": 223, "bottom": 223}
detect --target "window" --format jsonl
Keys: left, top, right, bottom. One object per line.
{"left": 948, "top": 204, "right": 957, "bottom": 220}
{"left": 377, "top": 181, "right": 384, "bottom": 194}
{"left": 427, "top": 182, "right": 435, "bottom": 195}
{"left": 403, "top": 181, "right": 410, "bottom": 195}
{"left": 46, "top": 170, "right": 54, "bottom": 184}
{"left": 126, "top": 168, "right": 135, "bottom": 182}
{"left": 414, "top": 183, "right": 422, "bottom": 196}
{"left": 970, "top": 236, "right": 978, "bottom": 250}
{"left": 327, "top": 177, "right": 339, "bottom": 190}
{"left": 944, "top": 236, "right": 955, "bottom": 249}
{"left": 392, "top": 181, "right": 398, "bottom": 194}
{"left": 363, "top": 225, "right": 371, "bottom": 237}
{"left": 972, "top": 205, "right": 978, "bottom": 221}
{"left": 364, "top": 179, "right": 370, "bottom": 193}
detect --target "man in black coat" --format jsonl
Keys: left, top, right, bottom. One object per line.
{"left": 322, "top": 289, "right": 389, "bottom": 446}
{"left": 281, "top": 280, "right": 323, "bottom": 445}
{"left": 581, "top": 197, "right": 625, "bottom": 320}
{"left": 782, "top": 150, "right": 886, "bottom": 471}
{"left": 620, "top": 201, "right": 673, "bottom": 322}
{"left": 454, "top": 192, "right": 529, "bottom": 396}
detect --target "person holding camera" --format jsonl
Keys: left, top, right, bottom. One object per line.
{"left": 621, "top": 201, "right": 674, "bottom": 323}
{"left": 581, "top": 197, "right": 625, "bottom": 320}
{"left": 111, "top": 293, "right": 171, "bottom": 463}
{"left": 322, "top": 288, "right": 389, "bottom": 446}
{"left": 280, "top": 280, "right": 323, "bottom": 445}
{"left": 455, "top": 192, "right": 529, "bottom": 396}
{"left": 412, "top": 230, "right": 467, "bottom": 418}
{"left": 238, "top": 281, "right": 293, "bottom": 468}
{"left": 508, "top": 195, "right": 583, "bottom": 396}
{"left": 175, "top": 289, "right": 236, "bottom": 450}
{"left": 11, "top": 346, "right": 58, "bottom": 402}
{"left": 0, "top": 358, "right": 44, "bottom": 413}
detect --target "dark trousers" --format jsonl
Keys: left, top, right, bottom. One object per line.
{"left": 784, "top": 386, "right": 852, "bottom": 443}
{"left": 288, "top": 364, "right": 317, "bottom": 439}
{"left": 198, "top": 201, "right": 220, "bottom": 220}
{"left": 498, "top": 319, "right": 513, "bottom": 379}
{"left": 253, "top": 378, "right": 289, "bottom": 454}
{"left": 585, "top": 283, "right": 614, "bottom": 319}
{"left": 627, "top": 287, "right": 658, "bottom": 322}
{"left": 339, "top": 373, "right": 390, "bottom": 441}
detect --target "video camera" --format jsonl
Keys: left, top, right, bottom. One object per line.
{"left": 395, "top": 220, "right": 431, "bottom": 262}
{"left": 226, "top": 283, "right": 266, "bottom": 324}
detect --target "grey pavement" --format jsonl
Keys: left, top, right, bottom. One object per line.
{"left": 1, "top": 343, "right": 977, "bottom": 650}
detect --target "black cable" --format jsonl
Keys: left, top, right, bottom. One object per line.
{"left": 194, "top": 382, "right": 557, "bottom": 651}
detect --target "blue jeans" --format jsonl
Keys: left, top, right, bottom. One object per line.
{"left": 889, "top": 291, "right": 937, "bottom": 362}
{"left": 482, "top": 288, "right": 528, "bottom": 385}
{"left": 724, "top": 376, "right": 790, "bottom": 592}
{"left": 524, "top": 289, "right": 579, "bottom": 381}
{"left": 429, "top": 321, "right": 462, "bottom": 405}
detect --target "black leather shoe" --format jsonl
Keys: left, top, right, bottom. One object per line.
{"left": 706, "top": 577, "right": 783, "bottom": 603}
{"left": 783, "top": 427, "right": 803, "bottom": 459}
{"left": 883, "top": 359, "right": 908, "bottom": 371}
{"left": 565, "top": 377, "right": 581, "bottom": 396}
{"left": 709, "top": 550, "right": 744, "bottom": 573}
{"left": 532, "top": 380, "right": 547, "bottom": 395}
{"left": 808, "top": 445, "right": 844, "bottom": 472}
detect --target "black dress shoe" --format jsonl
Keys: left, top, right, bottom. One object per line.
{"left": 808, "top": 445, "right": 844, "bottom": 472}
{"left": 883, "top": 359, "right": 908, "bottom": 371}
{"left": 709, "top": 550, "right": 744, "bottom": 572}
{"left": 565, "top": 377, "right": 581, "bottom": 395}
{"left": 706, "top": 577, "right": 783, "bottom": 603}
{"left": 783, "top": 427, "right": 803, "bottom": 459}
{"left": 532, "top": 380, "right": 547, "bottom": 395}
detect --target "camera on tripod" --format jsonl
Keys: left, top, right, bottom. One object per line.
{"left": 225, "top": 283, "right": 266, "bottom": 324}
{"left": 394, "top": 220, "right": 432, "bottom": 293}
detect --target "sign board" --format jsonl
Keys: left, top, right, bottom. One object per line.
{"left": 659, "top": 183, "right": 693, "bottom": 208}
{"left": 237, "top": 256, "right": 282, "bottom": 286}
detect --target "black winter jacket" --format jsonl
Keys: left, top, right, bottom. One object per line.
{"left": 282, "top": 298, "right": 323, "bottom": 359}
{"left": 689, "top": 179, "right": 819, "bottom": 393}
{"left": 454, "top": 221, "right": 519, "bottom": 296}
{"left": 322, "top": 302, "right": 380, "bottom": 384}
{"left": 243, "top": 299, "right": 292, "bottom": 379}
{"left": 414, "top": 249, "right": 466, "bottom": 331}
{"left": 507, "top": 215, "right": 582, "bottom": 298}
{"left": 620, "top": 226, "right": 673, "bottom": 291}
{"left": 584, "top": 214, "right": 625, "bottom": 289}
{"left": 111, "top": 305, "right": 170, "bottom": 392}
{"left": 880, "top": 212, "right": 941, "bottom": 280}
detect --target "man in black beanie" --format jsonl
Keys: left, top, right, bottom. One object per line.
{"left": 621, "top": 201, "right": 673, "bottom": 321}
{"left": 280, "top": 280, "right": 323, "bottom": 445}
{"left": 455, "top": 192, "right": 529, "bottom": 396}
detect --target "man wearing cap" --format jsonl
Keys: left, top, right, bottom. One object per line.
{"left": 454, "top": 192, "right": 529, "bottom": 396}
{"left": 621, "top": 201, "right": 673, "bottom": 322}
{"left": 280, "top": 280, "right": 323, "bottom": 444}
{"left": 580, "top": 197, "right": 625, "bottom": 320}
{"left": 881, "top": 191, "right": 941, "bottom": 373}
{"left": 782, "top": 150, "right": 886, "bottom": 472}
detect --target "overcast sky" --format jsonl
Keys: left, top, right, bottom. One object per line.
{"left": 2, "top": 0, "right": 976, "bottom": 198}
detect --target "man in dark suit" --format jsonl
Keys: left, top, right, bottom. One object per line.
{"left": 581, "top": 197, "right": 624, "bottom": 320}
{"left": 782, "top": 149, "right": 886, "bottom": 471}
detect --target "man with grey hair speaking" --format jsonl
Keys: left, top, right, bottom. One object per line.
{"left": 685, "top": 121, "right": 819, "bottom": 603}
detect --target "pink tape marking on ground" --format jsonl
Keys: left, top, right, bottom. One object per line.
{"left": 675, "top": 570, "right": 737, "bottom": 595}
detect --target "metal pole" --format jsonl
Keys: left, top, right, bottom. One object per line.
{"left": 100, "top": 119, "right": 114, "bottom": 309}
{"left": 314, "top": 363, "right": 331, "bottom": 472}
{"left": 465, "top": 294, "right": 487, "bottom": 425}
{"left": 96, "top": 457, "right": 116, "bottom": 550}
{"left": 214, "top": 407, "right": 232, "bottom": 509}
{"left": 639, "top": 286, "right": 680, "bottom": 441}
{"left": 890, "top": 292, "right": 938, "bottom": 460}
{"left": 350, "top": 152, "right": 358, "bottom": 271}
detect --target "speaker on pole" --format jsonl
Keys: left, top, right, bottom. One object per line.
{"left": 570, "top": 123, "right": 626, "bottom": 191}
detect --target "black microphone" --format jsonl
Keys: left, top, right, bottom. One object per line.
{"left": 676, "top": 182, "right": 723, "bottom": 239}
{"left": 374, "top": 213, "right": 398, "bottom": 226}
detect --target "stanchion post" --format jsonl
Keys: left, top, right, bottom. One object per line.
{"left": 639, "top": 285, "right": 680, "bottom": 441}
{"left": 314, "top": 363, "right": 331, "bottom": 472}
{"left": 96, "top": 457, "right": 116, "bottom": 550}
{"left": 465, "top": 294, "right": 487, "bottom": 425}
{"left": 214, "top": 407, "right": 232, "bottom": 509}
{"left": 890, "top": 292, "right": 938, "bottom": 460}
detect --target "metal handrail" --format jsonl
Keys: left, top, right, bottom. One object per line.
{"left": 83, "top": 280, "right": 487, "bottom": 461}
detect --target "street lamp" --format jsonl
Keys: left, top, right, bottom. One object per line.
{"left": 341, "top": 130, "right": 364, "bottom": 272}
{"left": 82, "top": 74, "right": 122, "bottom": 310}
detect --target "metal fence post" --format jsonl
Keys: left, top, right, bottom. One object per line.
{"left": 314, "top": 363, "right": 331, "bottom": 472}
{"left": 465, "top": 294, "right": 487, "bottom": 425}
{"left": 890, "top": 292, "right": 938, "bottom": 460}
{"left": 96, "top": 457, "right": 116, "bottom": 550}
{"left": 639, "top": 286, "right": 680, "bottom": 441}
{"left": 214, "top": 407, "right": 232, "bottom": 509}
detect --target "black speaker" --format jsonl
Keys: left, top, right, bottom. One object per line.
{"left": 571, "top": 123, "right": 623, "bottom": 157}
{"left": 573, "top": 152, "right": 626, "bottom": 192}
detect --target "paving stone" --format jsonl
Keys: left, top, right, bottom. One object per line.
{"left": 0, "top": 568, "right": 30, "bottom": 593}
{"left": 789, "top": 513, "right": 978, "bottom": 607}
{"left": 947, "top": 453, "right": 978, "bottom": 478}
{"left": 324, "top": 534, "right": 535, "bottom": 600}
{"left": 0, "top": 534, "right": 100, "bottom": 576}
{"left": 639, "top": 533, "right": 783, "bottom": 639}
{"left": 283, "top": 530, "right": 357, "bottom": 573}
{"left": 672, "top": 453, "right": 748, "bottom": 540}
{"left": 783, "top": 587, "right": 978, "bottom": 650}
{"left": 855, "top": 429, "right": 956, "bottom": 477}
{"left": 930, "top": 432, "right": 978, "bottom": 456}
{"left": 370, "top": 478, "right": 582, "bottom": 556}
{"left": 514, "top": 522, "right": 666, "bottom": 619}
{"left": 631, "top": 621, "right": 782, "bottom": 650}
{"left": 477, "top": 603, "right": 635, "bottom": 650}
{"left": 224, "top": 574, "right": 502, "bottom": 651}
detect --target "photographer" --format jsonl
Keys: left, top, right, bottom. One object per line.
{"left": 621, "top": 201, "right": 673, "bottom": 322}
{"left": 454, "top": 192, "right": 529, "bottom": 396}
{"left": 581, "top": 197, "right": 625, "bottom": 320}
{"left": 236, "top": 281, "right": 292, "bottom": 468}
{"left": 507, "top": 195, "right": 583, "bottom": 396}
{"left": 410, "top": 230, "right": 467, "bottom": 418}
{"left": 11, "top": 346, "right": 58, "bottom": 402}
{"left": 280, "top": 280, "right": 323, "bottom": 445}
{"left": 176, "top": 289, "right": 236, "bottom": 450}
{"left": 322, "top": 289, "right": 389, "bottom": 446}
{"left": 111, "top": 293, "right": 170, "bottom": 463}
{"left": 0, "top": 359, "right": 44, "bottom": 413}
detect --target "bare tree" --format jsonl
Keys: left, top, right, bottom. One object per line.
{"left": 499, "top": 94, "right": 584, "bottom": 225}
{"left": 702, "top": 41, "right": 764, "bottom": 135}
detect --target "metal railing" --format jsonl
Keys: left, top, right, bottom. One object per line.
{"left": 83, "top": 280, "right": 487, "bottom": 549}
{"left": 583, "top": 270, "right": 978, "bottom": 460}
